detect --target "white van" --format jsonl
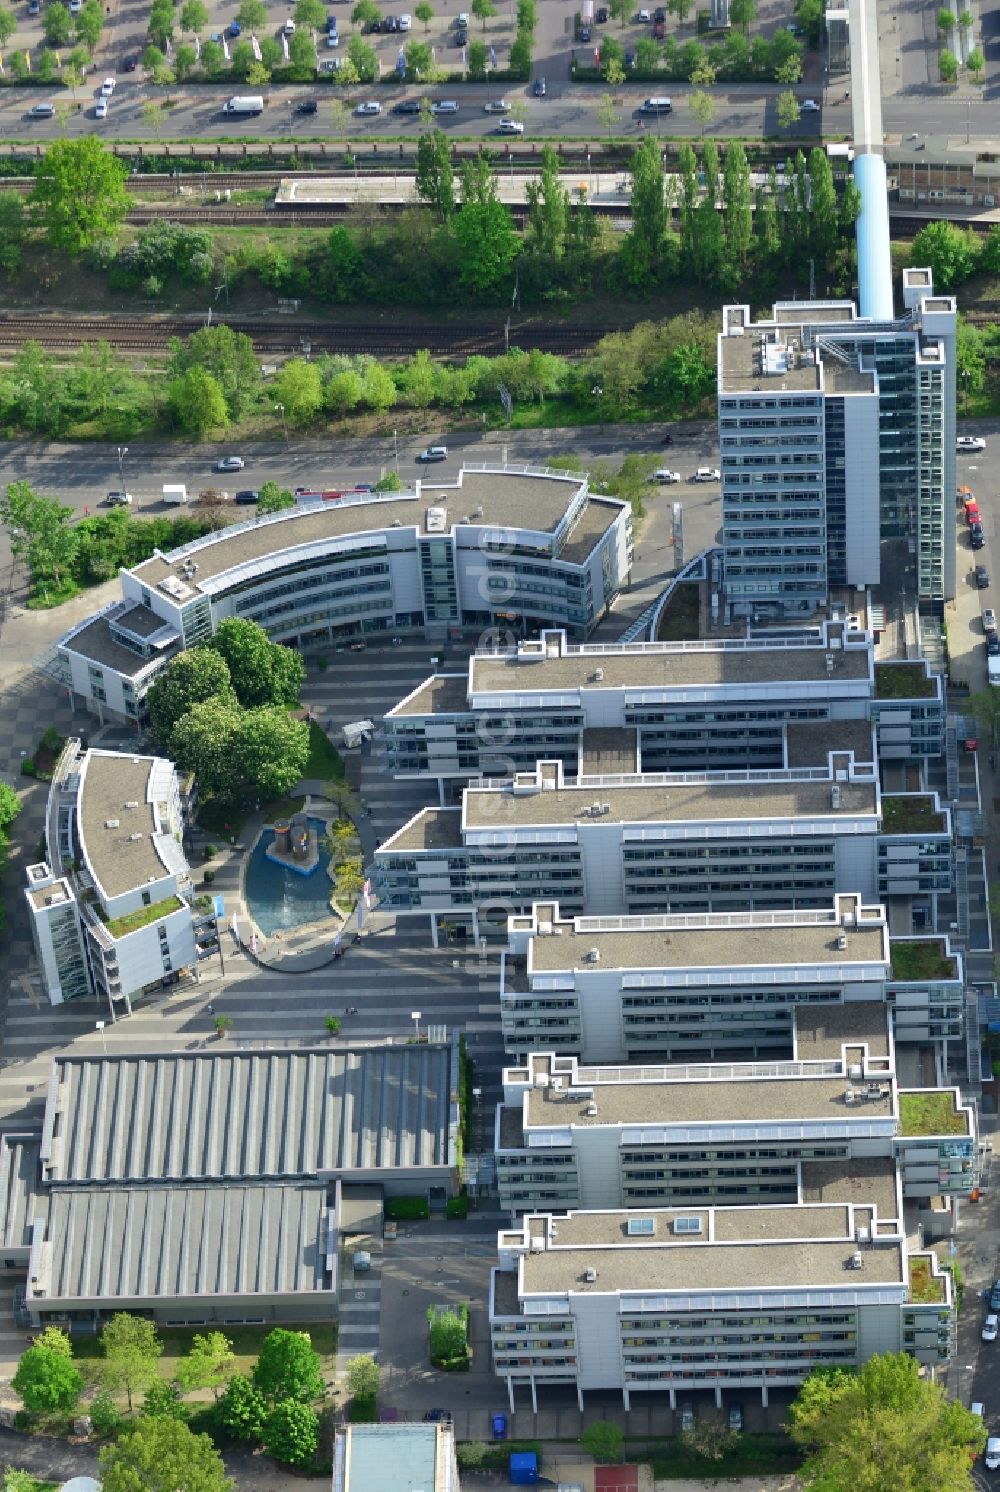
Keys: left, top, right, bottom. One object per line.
{"left": 641, "top": 96, "right": 672, "bottom": 113}
{"left": 162, "top": 484, "right": 188, "bottom": 505}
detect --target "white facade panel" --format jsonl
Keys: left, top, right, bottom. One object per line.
{"left": 842, "top": 394, "right": 882, "bottom": 589}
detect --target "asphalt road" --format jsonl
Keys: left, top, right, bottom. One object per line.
{"left": 0, "top": 79, "right": 991, "bottom": 145}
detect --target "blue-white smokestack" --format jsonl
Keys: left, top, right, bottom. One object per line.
{"left": 849, "top": 0, "right": 894, "bottom": 320}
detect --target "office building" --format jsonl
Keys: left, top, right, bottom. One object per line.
{"left": 490, "top": 1198, "right": 954, "bottom": 1411}
{"left": 385, "top": 626, "right": 945, "bottom": 791}
{"left": 500, "top": 897, "right": 964, "bottom": 1061}
{"left": 495, "top": 1030, "right": 976, "bottom": 1215}
{"left": 52, "top": 469, "right": 632, "bottom": 726}
{"left": 717, "top": 275, "right": 957, "bottom": 619}
{"left": 333, "top": 1424, "right": 460, "bottom": 1492}
{"left": 24, "top": 740, "right": 212, "bottom": 1012}
{"left": 1, "top": 1043, "right": 458, "bottom": 1328}
{"left": 373, "top": 750, "right": 952, "bottom": 941}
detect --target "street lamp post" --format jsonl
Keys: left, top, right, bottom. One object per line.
{"left": 275, "top": 403, "right": 288, "bottom": 440}
{"left": 95, "top": 1019, "right": 107, "bottom": 1053}
{"left": 393, "top": 427, "right": 399, "bottom": 470}
{"left": 117, "top": 445, "right": 128, "bottom": 490}
{"left": 411, "top": 1009, "right": 422, "bottom": 1042}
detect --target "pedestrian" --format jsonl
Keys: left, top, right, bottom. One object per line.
{"left": 83, "top": 505, "right": 90, "bottom": 516}
{"left": 206, "top": 1003, "right": 214, "bottom": 1015}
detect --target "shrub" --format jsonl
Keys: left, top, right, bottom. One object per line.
{"left": 20, "top": 758, "right": 35, "bottom": 776}
{"left": 203, "top": 843, "right": 217, "bottom": 858}
{"left": 203, "top": 868, "right": 215, "bottom": 884}
{"left": 89, "top": 1391, "right": 125, "bottom": 1438}
{"left": 446, "top": 1194, "right": 470, "bottom": 1220}
{"left": 384, "top": 1195, "right": 430, "bottom": 1220}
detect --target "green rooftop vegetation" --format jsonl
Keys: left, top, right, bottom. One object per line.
{"left": 889, "top": 940, "right": 956, "bottom": 982}
{"left": 874, "top": 663, "right": 935, "bottom": 699}
{"left": 881, "top": 795, "right": 946, "bottom": 835}
{"left": 102, "top": 894, "right": 184, "bottom": 939}
{"left": 899, "top": 1090, "right": 968, "bottom": 1137}
{"left": 909, "top": 1255, "right": 947, "bottom": 1304}
{"left": 655, "top": 582, "right": 700, "bottom": 642}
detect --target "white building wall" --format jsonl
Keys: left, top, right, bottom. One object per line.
{"left": 570, "top": 1294, "right": 625, "bottom": 1390}
{"left": 111, "top": 904, "right": 198, "bottom": 1000}
{"left": 842, "top": 394, "right": 882, "bottom": 589}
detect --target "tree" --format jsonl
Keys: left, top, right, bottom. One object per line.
{"left": 581, "top": 1420, "right": 625, "bottom": 1464}
{"left": 609, "top": 0, "right": 629, "bottom": 24}
{"left": 257, "top": 481, "right": 296, "bottom": 515}
{"left": 415, "top": 0, "right": 433, "bottom": 27}
{"left": 415, "top": 129, "right": 456, "bottom": 221}
{"left": 775, "top": 52, "right": 801, "bottom": 81}
{"left": 326, "top": 369, "right": 364, "bottom": 414}
{"left": 263, "top": 1400, "right": 320, "bottom": 1467}
{"left": 273, "top": 359, "right": 323, "bottom": 427}
{"left": 721, "top": 140, "right": 752, "bottom": 270}
{"left": 959, "top": 6, "right": 974, "bottom": 22}
{"left": 174, "top": 42, "right": 198, "bottom": 76}
{"left": 428, "top": 1307, "right": 467, "bottom": 1365}
{"left": 776, "top": 90, "right": 801, "bottom": 129}
{"left": 939, "top": 46, "right": 958, "bottom": 80}
{"left": 218, "top": 1375, "right": 268, "bottom": 1441}
{"left": 524, "top": 144, "right": 569, "bottom": 271}
{"left": 0, "top": 6, "right": 16, "bottom": 44}
{"left": 517, "top": 0, "right": 537, "bottom": 30}
{"left": 168, "top": 325, "right": 261, "bottom": 420}
{"left": 467, "top": 37, "right": 488, "bottom": 76}
{"left": 99, "top": 1314, "right": 162, "bottom": 1413}
{"left": 405, "top": 39, "right": 436, "bottom": 78}
{"left": 0, "top": 191, "right": 27, "bottom": 275}
{"left": 75, "top": 0, "right": 104, "bottom": 46}
{"left": 148, "top": 0, "right": 175, "bottom": 47}
{"left": 181, "top": 0, "right": 208, "bottom": 29}
{"left": 363, "top": 362, "right": 397, "bottom": 412}
{"left": 347, "top": 32, "right": 379, "bottom": 77}
{"left": 209, "top": 618, "right": 305, "bottom": 709}
{"left": 691, "top": 140, "right": 723, "bottom": 284}
{"left": 43, "top": 1, "right": 72, "bottom": 44}
{"left": 597, "top": 92, "right": 620, "bottom": 140}
{"left": 936, "top": 6, "right": 953, "bottom": 28}
{"left": 509, "top": 31, "right": 531, "bottom": 71}
{"left": 808, "top": 145, "right": 838, "bottom": 265}
{"left": 728, "top": 0, "right": 755, "bottom": 29}
{"left": 471, "top": 0, "right": 496, "bottom": 26}
{"left": 234, "top": 708, "right": 310, "bottom": 800}
{"left": 168, "top": 366, "right": 229, "bottom": 436}
{"left": 238, "top": 0, "right": 267, "bottom": 27}
{"left": 143, "top": 101, "right": 166, "bottom": 141}
{"left": 688, "top": 88, "right": 715, "bottom": 133}
{"left": 604, "top": 54, "right": 625, "bottom": 84}
{"left": 147, "top": 649, "right": 236, "bottom": 749}
{"left": 296, "top": 0, "right": 326, "bottom": 24}
{"left": 956, "top": 319, "right": 986, "bottom": 400}
{"left": 141, "top": 1380, "right": 188, "bottom": 1420}
{"left": 344, "top": 1353, "right": 380, "bottom": 1402}
{"left": 99, "top": 1416, "right": 233, "bottom": 1492}
{"left": 177, "top": 1332, "right": 236, "bottom": 1400}
{"left": 29, "top": 139, "right": 129, "bottom": 256}
{"left": 288, "top": 28, "right": 318, "bottom": 75}
{"left": 0, "top": 480, "right": 78, "bottom": 590}
{"left": 789, "top": 1353, "right": 986, "bottom": 1492}
{"left": 12, "top": 1343, "right": 83, "bottom": 1416}
{"left": 253, "top": 1329, "right": 324, "bottom": 1404}
{"left": 170, "top": 698, "right": 243, "bottom": 798}
{"left": 627, "top": 136, "right": 667, "bottom": 285}
{"left": 454, "top": 181, "right": 519, "bottom": 300}
{"left": 911, "top": 219, "right": 980, "bottom": 290}
{"left": 352, "top": 0, "right": 381, "bottom": 25}
{"left": 967, "top": 45, "right": 984, "bottom": 77}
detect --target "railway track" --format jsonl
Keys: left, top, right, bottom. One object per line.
{"left": 0, "top": 313, "right": 601, "bottom": 357}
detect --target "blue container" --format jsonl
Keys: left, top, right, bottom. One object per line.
{"left": 509, "top": 1451, "right": 538, "bottom": 1485}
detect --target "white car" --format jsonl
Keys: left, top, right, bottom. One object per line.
{"left": 283, "top": 15, "right": 296, "bottom": 31}
{"left": 958, "top": 435, "right": 986, "bottom": 452}
{"left": 497, "top": 119, "right": 524, "bottom": 134}
{"left": 356, "top": 100, "right": 382, "bottom": 114}
{"left": 637, "top": 6, "right": 650, "bottom": 17}
{"left": 987, "top": 1438, "right": 1000, "bottom": 1471}
{"left": 983, "top": 1314, "right": 999, "bottom": 1343}
{"left": 655, "top": 468, "right": 680, "bottom": 484}
{"left": 484, "top": 98, "right": 510, "bottom": 112}
{"left": 216, "top": 455, "right": 245, "bottom": 472}
{"left": 418, "top": 445, "right": 448, "bottom": 462}
{"left": 69, "top": 0, "right": 81, "bottom": 10}
{"left": 105, "top": 490, "right": 133, "bottom": 506}
{"left": 801, "top": 98, "right": 820, "bottom": 111}
{"left": 398, "top": 11, "right": 411, "bottom": 26}
{"left": 100, "top": 76, "right": 115, "bottom": 95}
{"left": 431, "top": 99, "right": 459, "bottom": 113}
{"left": 457, "top": 10, "right": 469, "bottom": 21}
{"left": 95, "top": 98, "right": 109, "bottom": 117}
{"left": 692, "top": 467, "right": 721, "bottom": 482}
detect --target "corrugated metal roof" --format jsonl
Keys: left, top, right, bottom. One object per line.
{"left": 45, "top": 1045, "right": 456, "bottom": 1185}
{"left": 37, "top": 1182, "right": 327, "bottom": 1304}
{"left": 0, "top": 1134, "right": 45, "bottom": 1249}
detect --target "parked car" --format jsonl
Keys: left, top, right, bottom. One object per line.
{"left": 431, "top": 99, "right": 459, "bottom": 114}
{"left": 971, "top": 525, "right": 985, "bottom": 550}
{"left": 596, "top": 4, "right": 608, "bottom": 17}
{"left": 122, "top": 54, "right": 139, "bottom": 70}
{"left": 534, "top": 75, "right": 546, "bottom": 94}
{"left": 393, "top": 98, "right": 422, "bottom": 112}
{"left": 983, "top": 1314, "right": 999, "bottom": 1343}
{"left": 418, "top": 445, "right": 448, "bottom": 462}
{"left": 491, "top": 1412, "right": 508, "bottom": 1439}
{"left": 728, "top": 1404, "right": 744, "bottom": 1432}
{"left": 295, "top": 98, "right": 318, "bottom": 113}
{"left": 356, "top": 100, "right": 382, "bottom": 114}
{"left": 234, "top": 489, "right": 260, "bottom": 504}
{"left": 497, "top": 119, "right": 524, "bottom": 134}
{"left": 679, "top": 1403, "right": 695, "bottom": 1432}
{"left": 986, "top": 1438, "right": 1000, "bottom": 1470}
{"left": 27, "top": 101, "right": 54, "bottom": 117}
{"left": 105, "top": 491, "right": 133, "bottom": 506}
{"left": 801, "top": 98, "right": 820, "bottom": 111}
{"left": 987, "top": 635, "right": 1000, "bottom": 657}
{"left": 984, "top": 608, "right": 997, "bottom": 634}
{"left": 693, "top": 467, "right": 721, "bottom": 482}
{"left": 216, "top": 455, "right": 245, "bottom": 472}
{"left": 95, "top": 98, "right": 109, "bottom": 118}
{"left": 655, "top": 468, "right": 680, "bottom": 483}
{"left": 976, "top": 564, "right": 990, "bottom": 588}
{"left": 100, "top": 75, "right": 115, "bottom": 95}
{"left": 423, "top": 1408, "right": 452, "bottom": 1423}
{"left": 958, "top": 435, "right": 986, "bottom": 452}
{"left": 989, "top": 1279, "right": 1000, "bottom": 1311}
{"left": 637, "top": 6, "right": 650, "bottom": 17}
{"left": 399, "top": 11, "right": 411, "bottom": 26}
{"left": 484, "top": 98, "right": 510, "bottom": 112}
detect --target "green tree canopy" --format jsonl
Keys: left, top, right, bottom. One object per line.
{"left": 140, "top": 1380, "right": 188, "bottom": 1420}
{"left": 12, "top": 1343, "right": 83, "bottom": 1416}
{"left": 257, "top": 481, "right": 297, "bottom": 515}
{"left": 263, "top": 1399, "right": 320, "bottom": 1466}
{"left": 789, "top": 1353, "right": 987, "bottom": 1492}
{"left": 415, "top": 129, "right": 456, "bottom": 221}
{"left": 581, "top": 1420, "right": 625, "bottom": 1463}
{"left": 911, "top": 219, "right": 980, "bottom": 290}
{"left": 253, "top": 1329, "right": 324, "bottom": 1404}
{"left": 176, "top": 1331, "right": 236, "bottom": 1400}
{"left": 217, "top": 1373, "right": 268, "bottom": 1441}
{"left": 167, "top": 326, "right": 261, "bottom": 421}
{"left": 99, "top": 1414, "right": 234, "bottom": 1492}
{"left": 208, "top": 618, "right": 305, "bottom": 709}
{"left": 169, "top": 698, "right": 243, "bottom": 798}
{"left": 273, "top": 358, "right": 323, "bottom": 427}
{"left": 99, "top": 1314, "right": 163, "bottom": 1413}
{"left": 344, "top": 1353, "right": 380, "bottom": 1401}
{"left": 147, "top": 648, "right": 237, "bottom": 750}
{"left": 30, "top": 140, "right": 129, "bottom": 257}
{"left": 167, "top": 366, "right": 229, "bottom": 436}
{"left": 234, "top": 707, "right": 309, "bottom": 800}
{"left": 0, "top": 479, "right": 78, "bottom": 589}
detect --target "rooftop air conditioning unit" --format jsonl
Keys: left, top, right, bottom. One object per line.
{"left": 831, "top": 785, "right": 842, "bottom": 809}
{"left": 849, "top": 1251, "right": 864, "bottom": 1269}
{"left": 585, "top": 1267, "right": 598, "bottom": 1282}
{"left": 124, "top": 801, "right": 139, "bottom": 810}
{"left": 837, "top": 934, "right": 848, "bottom": 951}
{"left": 551, "top": 1077, "right": 563, "bottom": 1091}
{"left": 105, "top": 819, "right": 120, "bottom": 829}
{"left": 592, "top": 668, "right": 604, "bottom": 682}
{"left": 128, "top": 832, "right": 143, "bottom": 842}
{"left": 585, "top": 1102, "right": 598, "bottom": 1117}
{"left": 826, "top": 654, "right": 835, "bottom": 673}
{"left": 391, "top": 519, "right": 402, "bottom": 527}
{"left": 585, "top": 948, "right": 600, "bottom": 963}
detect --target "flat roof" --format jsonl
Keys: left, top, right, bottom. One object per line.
{"left": 464, "top": 775, "right": 878, "bottom": 831}
{"left": 381, "top": 808, "right": 463, "bottom": 854}
{"left": 519, "top": 1205, "right": 904, "bottom": 1295}
{"left": 800, "top": 1157, "right": 900, "bottom": 1218}
{"left": 45, "top": 1046, "right": 455, "bottom": 1184}
{"left": 388, "top": 675, "right": 470, "bottom": 718}
{"left": 720, "top": 330, "right": 823, "bottom": 393}
{"left": 77, "top": 752, "right": 171, "bottom": 898}
{"left": 38, "top": 1181, "right": 327, "bottom": 1304}
{"left": 469, "top": 638, "right": 871, "bottom": 696}
{"left": 526, "top": 913, "right": 886, "bottom": 974}
{"left": 793, "top": 1002, "right": 891, "bottom": 1060}
{"left": 581, "top": 728, "right": 637, "bottom": 774}
{"left": 523, "top": 1072, "right": 891, "bottom": 1130}
{"left": 131, "top": 470, "right": 609, "bottom": 592}
{"left": 341, "top": 1425, "right": 442, "bottom": 1492}
{"left": 559, "top": 498, "right": 623, "bottom": 564}
{"left": 60, "top": 616, "right": 167, "bottom": 678}
{"left": 786, "top": 719, "right": 875, "bottom": 767}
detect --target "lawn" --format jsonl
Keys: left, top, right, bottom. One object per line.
{"left": 303, "top": 718, "right": 345, "bottom": 782}
{"left": 899, "top": 1090, "right": 968, "bottom": 1137}
{"left": 909, "top": 1255, "right": 947, "bottom": 1302}
{"left": 874, "top": 662, "right": 935, "bottom": 699}
{"left": 103, "top": 894, "right": 184, "bottom": 939}
{"left": 881, "top": 795, "right": 946, "bottom": 834}
{"left": 651, "top": 1432, "right": 802, "bottom": 1478}
{"left": 72, "top": 1321, "right": 338, "bottom": 1400}
{"left": 889, "top": 940, "right": 957, "bottom": 982}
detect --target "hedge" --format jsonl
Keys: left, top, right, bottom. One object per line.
{"left": 384, "top": 1195, "right": 430, "bottom": 1220}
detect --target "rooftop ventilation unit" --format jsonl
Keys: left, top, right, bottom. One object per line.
{"left": 826, "top": 653, "right": 835, "bottom": 673}
{"left": 848, "top": 1251, "right": 864, "bottom": 1269}
{"left": 585, "top": 947, "right": 600, "bottom": 964}
{"left": 123, "top": 801, "right": 139, "bottom": 810}
{"left": 584, "top": 1267, "right": 598, "bottom": 1282}
{"left": 550, "top": 1077, "right": 563, "bottom": 1091}
{"left": 831, "top": 784, "right": 842, "bottom": 809}
{"left": 837, "top": 934, "right": 848, "bottom": 951}
{"left": 105, "top": 819, "right": 120, "bottom": 830}
{"left": 585, "top": 1102, "right": 598, "bottom": 1117}
{"left": 592, "top": 668, "right": 604, "bottom": 682}
{"left": 128, "top": 832, "right": 143, "bottom": 842}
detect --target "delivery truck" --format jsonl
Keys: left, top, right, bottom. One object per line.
{"left": 989, "top": 656, "right": 1000, "bottom": 687}
{"left": 162, "top": 484, "right": 187, "bottom": 505}
{"left": 222, "top": 95, "right": 264, "bottom": 115}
